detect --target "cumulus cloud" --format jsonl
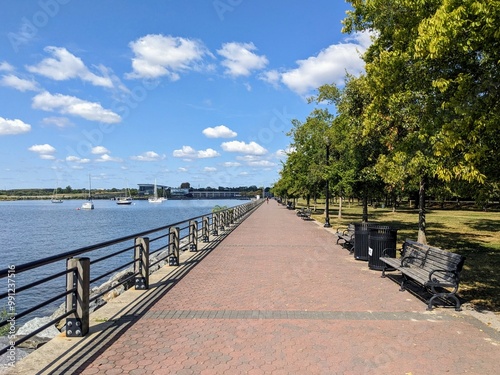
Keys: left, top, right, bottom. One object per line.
{"left": 217, "top": 42, "right": 268, "bottom": 77}
{"left": 222, "top": 161, "right": 241, "bottom": 167}
{"left": 66, "top": 155, "right": 90, "bottom": 163}
{"left": 126, "top": 34, "right": 212, "bottom": 80}
{"left": 130, "top": 151, "right": 165, "bottom": 161}
{"left": 95, "top": 154, "right": 122, "bottom": 162}
{"left": 203, "top": 167, "right": 217, "bottom": 172}
{"left": 91, "top": 146, "right": 109, "bottom": 155}
{"left": 32, "top": 91, "right": 121, "bottom": 123}
{"left": 1, "top": 74, "right": 39, "bottom": 92}
{"left": 28, "top": 143, "right": 56, "bottom": 159}
{"left": 247, "top": 160, "right": 276, "bottom": 167}
{"left": 258, "top": 70, "right": 281, "bottom": 88}
{"left": 0, "top": 117, "right": 31, "bottom": 135}
{"left": 173, "top": 146, "right": 220, "bottom": 159}
{"left": 197, "top": 148, "right": 220, "bottom": 158}
{"left": 266, "top": 31, "right": 371, "bottom": 95}
{"left": 202, "top": 125, "right": 237, "bottom": 138}
{"left": 220, "top": 140, "right": 267, "bottom": 155}
{"left": 26, "top": 46, "right": 113, "bottom": 88}
{"left": 232, "top": 155, "right": 275, "bottom": 168}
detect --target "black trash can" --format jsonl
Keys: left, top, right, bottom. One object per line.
{"left": 368, "top": 226, "right": 398, "bottom": 270}
{"left": 353, "top": 222, "right": 376, "bottom": 260}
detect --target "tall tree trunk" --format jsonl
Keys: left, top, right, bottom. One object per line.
{"left": 338, "top": 193, "right": 342, "bottom": 219}
{"left": 362, "top": 193, "right": 368, "bottom": 222}
{"left": 417, "top": 175, "right": 427, "bottom": 244}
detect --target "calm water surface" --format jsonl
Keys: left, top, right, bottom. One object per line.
{"left": 0, "top": 199, "right": 243, "bottom": 318}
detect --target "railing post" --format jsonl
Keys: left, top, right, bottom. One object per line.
{"left": 134, "top": 237, "right": 149, "bottom": 290}
{"left": 202, "top": 216, "right": 210, "bottom": 242}
{"left": 66, "top": 257, "right": 90, "bottom": 337}
{"left": 169, "top": 227, "right": 180, "bottom": 266}
{"left": 219, "top": 212, "right": 225, "bottom": 231}
{"left": 212, "top": 213, "right": 218, "bottom": 236}
{"left": 189, "top": 220, "right": 198, "bottom": 252}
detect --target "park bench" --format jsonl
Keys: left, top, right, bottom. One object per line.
{"left": 380, "top": 239, "right": 466, "bottom": 311}
{"left": 335, "top": 223, "right": 355, "bottom": 252}
{"left": 296, "top": 207, "right": 312, "bottom": 220}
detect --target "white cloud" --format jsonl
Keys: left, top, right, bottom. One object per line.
{"left": 247, "top": 160, "right": 276, "bottom": 167}
{"left": 26, "top": 46, "right": 113, "bottom": 88}
{"left": 234, "top": 155, "right": 275, "bottom": 168}
{"left": 66, "top": 156, "right": 90, "bottom": 163}
{"left": 126, "top": 34, "right": 212, "bottom": 80}
{"left": 202, "top": 125, "right": 237, "bottom": 138}
{"left": 96, "top": 154, "right": 122, "bottom": 162}
{"left": 0, "top": 117, "right": 31, "bottom": 135}
{"left": 173, "top": 145, "right": 196, "bottom": 159}
{"left": 32, "top": 91, "right": 121, "bottom": 123}
{"left": 203, "top": 167, "right": 217, "bottom": 172}
{"left": 276, "top": 31, "right": 371, "bottom": 95}
{"left": 173, "top": 146, "right": 220, "bottom": 159}
{"left": 222, "top": 161, "right": 241, "bottom": 167}
{"left": 197, "top": 148, "right": 220, "bottom": 158}
{"left": 221, "top": 140, "right": 267, "bottom": 155}
{"left": 28, "top": 143, "right": 56, "bottom": 159}
{"left": 1, "top": 74, "right": 39, "bottom": 92}
{"left": 217, "top": 42, "right": 268, "bottom": 77}
{"left": 91, "top": 146, "right": 109, "bottom": 155}
{"left": 42, "top": 117, "right": 73, "bottom": 128}
{"left": 258, "top": 70, "right": 281, "bottom": 88}
{"left": 130, "top": 151, "right": 165, "bottom": 161}
{"left": 0, "top": 62, "right": 14, "bottom": 72}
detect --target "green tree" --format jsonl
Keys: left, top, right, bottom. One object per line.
{"left": 415, "top": 0, "right": 500, "bottom": 190}
{"left": 343, "top": 0, "right": 448, "bottom": 242}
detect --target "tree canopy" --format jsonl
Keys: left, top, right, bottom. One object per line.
{"left": 273, "top": 0, "right": 500, "bottom": 240}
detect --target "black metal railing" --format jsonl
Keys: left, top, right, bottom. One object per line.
{"left": 0, "top": 199, "right": 262, "bottom": 356}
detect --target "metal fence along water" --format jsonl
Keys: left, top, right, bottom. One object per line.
{"left": 0, "top": 199, "right": 263, "bottom": 356}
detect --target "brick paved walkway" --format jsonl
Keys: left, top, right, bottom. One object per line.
{"left": 29, "top": 202, "right": 500, "bottom": 374}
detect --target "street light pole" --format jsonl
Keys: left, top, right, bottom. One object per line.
{"left": 324, "top": 139, "right": 331, "bottom": 228}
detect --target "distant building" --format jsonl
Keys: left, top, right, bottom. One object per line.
{"left": 190, "top": 191, "right": 243, "bottom": 199}
{"left": 170, "top": 188, "right": 190, "bottom": 198}
{"left": 137, "top": 184, "right": 169, "bottom": 196}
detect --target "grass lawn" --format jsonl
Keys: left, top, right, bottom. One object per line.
{"left": 300, "top": 200, "right": 500, "bottom": 311}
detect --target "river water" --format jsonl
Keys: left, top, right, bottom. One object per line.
{"left": 0, "top": 198, "right": 243, "bottom": 319}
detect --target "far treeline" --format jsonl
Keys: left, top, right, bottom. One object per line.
{"left": 272, "top": 0, "right": 499, "bottom": 245}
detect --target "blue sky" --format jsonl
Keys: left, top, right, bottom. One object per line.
{"left": 0, "top": 0, "right": 370, "bottom": 190}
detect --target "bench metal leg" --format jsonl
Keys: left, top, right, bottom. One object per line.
{"left": 399, "top": 276, "right": 407, "bottom": 292}
{"left": 427, "top": 291, "right": 462, "bottom": 311}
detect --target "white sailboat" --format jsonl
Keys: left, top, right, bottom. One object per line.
{"left": 51, "top": 186, "right": 63, "bottom": 203}
{"left": 148, "top": 179, "right": 163, "bottom": 203}
{"left": 81, "top": 174, "right": 94, "bottom": 210}
{"left": 116, "top": 184, "right": 133, "bottom": 205}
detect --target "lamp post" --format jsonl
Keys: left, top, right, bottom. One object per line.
{"left": 324, "top": 137, "right": 331, "bottom": 228}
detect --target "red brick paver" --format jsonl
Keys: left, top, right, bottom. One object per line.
{"left": 54, "top": 201, "right": 500, "bottom": 374}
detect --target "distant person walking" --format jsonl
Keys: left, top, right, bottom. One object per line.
{"left": 266, "top": 197, "right": 269, "bottom": 204}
